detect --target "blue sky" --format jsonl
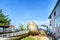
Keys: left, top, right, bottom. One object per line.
{"left": 0, "top": 0, "right": 57, "bottom": 28}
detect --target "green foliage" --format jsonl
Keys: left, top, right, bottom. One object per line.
{"left": 41, "top": 24, "right": 48, "bottom": 27}
{"left": 0, "top": 9, "right": 11, "bottom": 26}
{"left": 19, "top": 24, "right": 26, "bottom": 31}
{"left": 21, "top": 37, "right": 34, "bottom": 40}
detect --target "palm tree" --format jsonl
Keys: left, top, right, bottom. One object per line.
{"left": 41, "top": 24, "right": 48, "bottom": 27}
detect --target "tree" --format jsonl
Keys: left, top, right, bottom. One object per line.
{"left": 0, "top": 9, "right": 11, "bottom": 26}
{"left": 19, "top": 24, "right": 25, "bottom": 31}
{"left": 41, "top": 24, "right": 48, "bottom": 27}
{"left": 41, "top": 24, "right": 50, "bottom": 35}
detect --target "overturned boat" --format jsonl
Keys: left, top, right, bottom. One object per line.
{"left": 0, "top": 26, "right": 29, "bottom": 40}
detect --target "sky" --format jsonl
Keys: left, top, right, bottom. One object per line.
{"left": 0, "top": 0, "right": 57, "bottom": 29}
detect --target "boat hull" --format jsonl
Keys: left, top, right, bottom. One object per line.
{"left": 0, "top": 33, "right": 29, "bottom": 40}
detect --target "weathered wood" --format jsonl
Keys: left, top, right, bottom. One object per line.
{"left": 0, "top": 30, "right": 29, "bottom": 40}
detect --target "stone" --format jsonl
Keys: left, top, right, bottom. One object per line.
{"left": 27, "top": 21, "right": 39, "bottom": 35}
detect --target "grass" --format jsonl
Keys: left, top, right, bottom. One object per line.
{"left": 21, "top": 37, "right": 34, "bottom": 40}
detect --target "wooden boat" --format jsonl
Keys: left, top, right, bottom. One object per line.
{"left": 0, "top": 30, "right": 29, "bottom": 40}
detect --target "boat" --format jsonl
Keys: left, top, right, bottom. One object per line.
{"left": 0, "top": 26, "right": 29, "bottom": 40}
{"left": 0, "top": 30, "right": 29, "bottom": 40}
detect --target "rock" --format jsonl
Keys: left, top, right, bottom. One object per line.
{"left": 27, "top": 21, "right": 39, "bottom": 35}
{"left": 39, "top": 30, "right": 46, "bottom": 36}
{"left": 40, "top": 36, "right": 49, "bottom": 40}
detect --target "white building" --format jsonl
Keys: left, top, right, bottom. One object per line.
{"left": 48, "top": 0, "right": 60, "bottom": 38}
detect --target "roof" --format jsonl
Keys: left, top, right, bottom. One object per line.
{"left": 9, "top": 25, "right": 15, "bottom": 28}
{"left": 48, "top": 0, "right": 60, "bottom": 19}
